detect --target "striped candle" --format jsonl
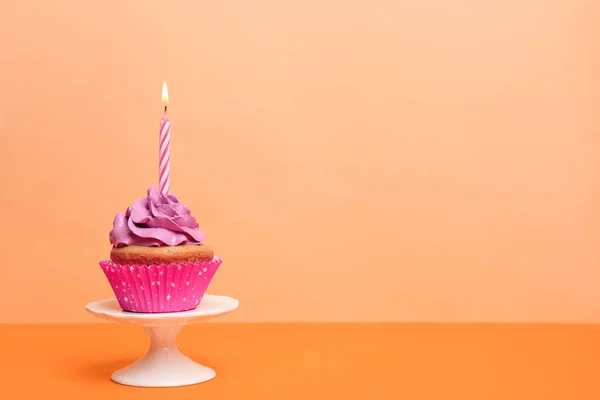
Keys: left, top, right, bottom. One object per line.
{"left": 159, "top": 82, "right": 171, "bottom": 194}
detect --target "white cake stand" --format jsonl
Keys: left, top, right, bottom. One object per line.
{"left": 85, "top": 294, "right": 239, "bottom": 387}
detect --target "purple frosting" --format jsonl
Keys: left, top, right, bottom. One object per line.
{"left": 109, "top": 187, "right": 206, "bottom": 247}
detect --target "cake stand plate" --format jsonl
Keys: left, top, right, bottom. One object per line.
{"left": 85, "top": 295, "right": 239, "bottom": 387}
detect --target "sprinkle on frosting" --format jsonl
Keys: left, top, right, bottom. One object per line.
{"left": 109, "top": 187, "right": 205, "bottom": 247}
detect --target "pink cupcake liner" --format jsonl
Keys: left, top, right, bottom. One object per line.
{"left": 99, "top": 257, "right": 222, "bottom": 313}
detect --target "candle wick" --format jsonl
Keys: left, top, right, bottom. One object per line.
{"left": 164, "top": 105, "right": 167, "bottom": 114}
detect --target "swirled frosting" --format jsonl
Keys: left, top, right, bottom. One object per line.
{"left": 109, "top": 187, "right": 205, "bottom": 247}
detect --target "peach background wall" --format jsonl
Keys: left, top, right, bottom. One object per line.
{"left": 0, "top": 1, "right": 599, "bottom": 323}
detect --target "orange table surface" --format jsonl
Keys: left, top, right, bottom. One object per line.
{"left": 1, "top": 323, "right": 599, "bottom": 399}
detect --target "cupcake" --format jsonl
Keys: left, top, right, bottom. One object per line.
{"left": 99, "top": 186, "right": 222, "bottom": 313}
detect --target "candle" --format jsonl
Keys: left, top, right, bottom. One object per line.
{"left": 159, "top": 81, "right": 171, "bottom": 194}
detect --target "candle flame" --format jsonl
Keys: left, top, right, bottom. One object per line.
{"left": 162, "top": 81, "right": 169, "bottom": 106}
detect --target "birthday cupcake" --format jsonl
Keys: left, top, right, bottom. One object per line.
{"left": 100, "top": 186, "right": 222, "bottom": 313}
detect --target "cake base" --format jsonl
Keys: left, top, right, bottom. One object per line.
{"left": 110, "top": 244, "right": 214, "bottom": 266}
{"left": 85, "top": 295, "right": 239, "bottom": 387}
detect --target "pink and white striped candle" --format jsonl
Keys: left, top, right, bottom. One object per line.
{"left": 159, "top": 82, "right": 171, "bottom": 194}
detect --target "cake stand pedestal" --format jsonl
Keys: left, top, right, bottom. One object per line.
{"left": 85, "top": 295, "right": 239, "bottom": 387}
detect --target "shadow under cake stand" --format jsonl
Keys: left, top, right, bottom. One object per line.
{"left": 85, "top": 295, "right": 239, "bottom": 387}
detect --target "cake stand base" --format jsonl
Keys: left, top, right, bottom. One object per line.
{"left": 85, "top": 295, "right": 239, "bottom": 387}
{"left": 111, "top": 326, "right": 216, "bottom": 387}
